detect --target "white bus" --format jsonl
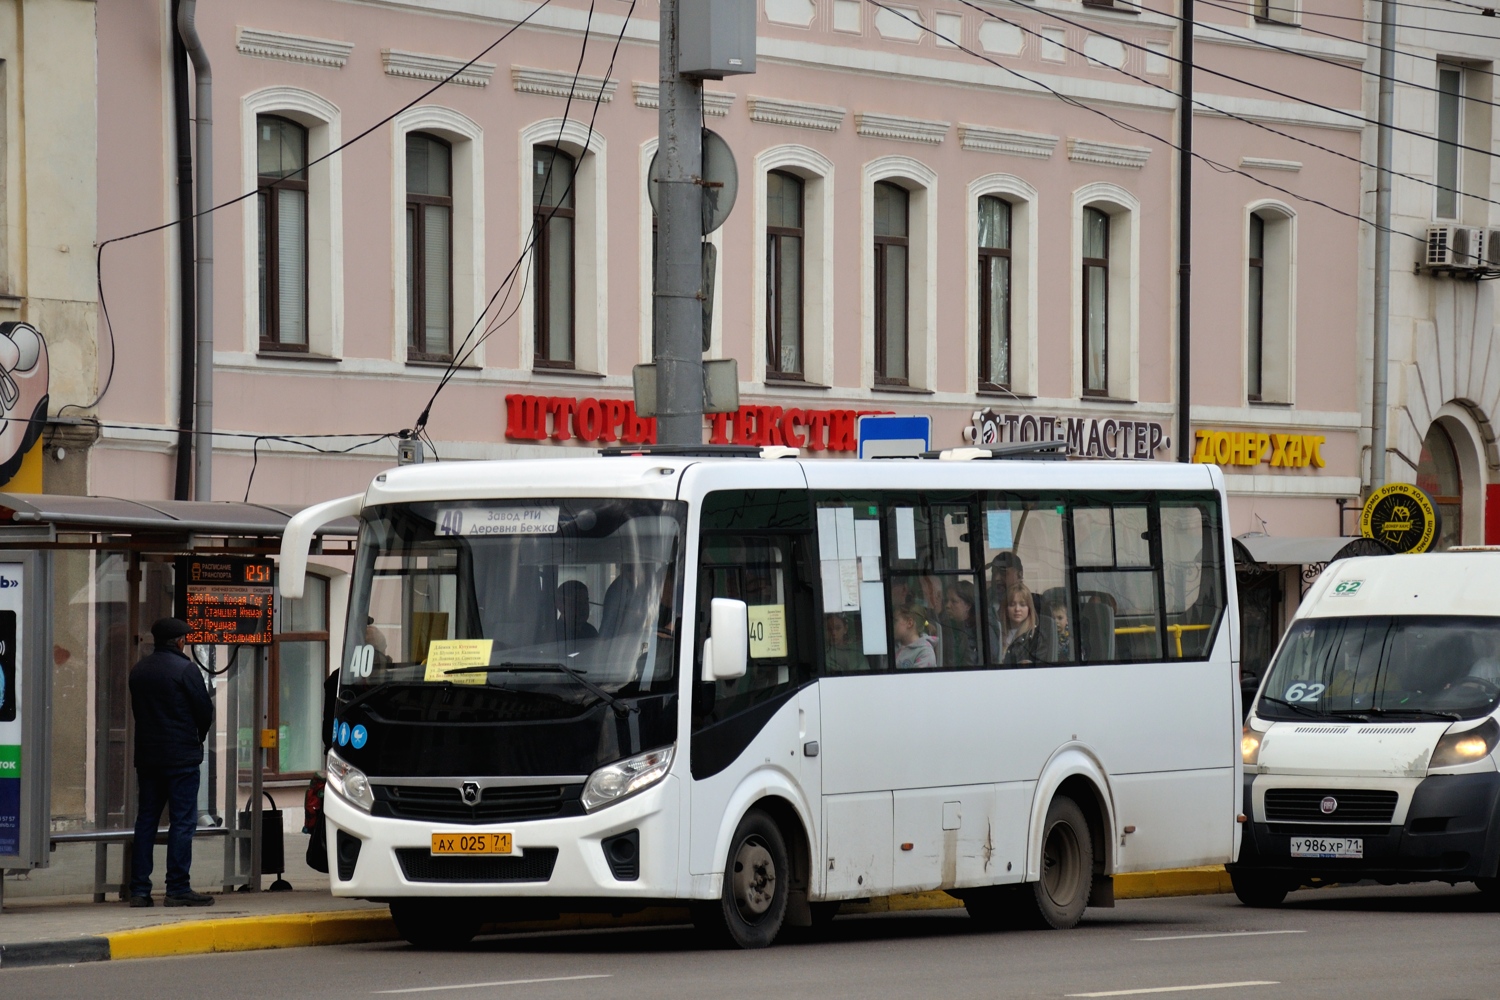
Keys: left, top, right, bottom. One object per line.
{"left": 281, "top": 448, "right": 1242, "bottom": 948}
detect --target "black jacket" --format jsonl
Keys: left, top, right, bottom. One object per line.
{"left": 130, "top": 645, "right": 213, "bottom": 770}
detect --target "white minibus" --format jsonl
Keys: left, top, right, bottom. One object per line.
{"left": 1233, "top": 551, "right": 1500, "bottom": 906}
{"left": 281, "top": 447, "right": 1243, "bottom": 947}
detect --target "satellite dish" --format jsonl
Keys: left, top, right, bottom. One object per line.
{"left": 647, "top": 128, "right": 739, "bottom": 235}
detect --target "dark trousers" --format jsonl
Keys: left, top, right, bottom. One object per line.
{"left": 130, "top": 765, "right": 199, "bottom": 897}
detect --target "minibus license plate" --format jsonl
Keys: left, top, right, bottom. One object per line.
{"left": 431, "top": 833, "right": 512, "bottom": 856}
{"left": 1290, "top": 836, "right": 1361, "bottom": 859}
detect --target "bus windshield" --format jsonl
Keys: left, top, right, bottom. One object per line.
{"left": 1258, "top": 615, "right": 1500, "bottom": 721}
{"left": 342, "top": 498, "right": 685, "bottom": 710}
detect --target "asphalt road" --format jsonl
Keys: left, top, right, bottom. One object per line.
{"left": 8, "top": 883, "right": 1499, "bottom": 999}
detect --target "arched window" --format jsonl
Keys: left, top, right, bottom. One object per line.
{"left": 406, "top": 132, "right": 453, "bottom": 360}
{"left": 1417, "top": 423, "right": 1463, "bottom": 549}
{"left": 1247, "top": 213, "right": 1265, "bottom": 400}
{"left": 766, "top": 170, "right": 805, "bottom": 378}
{"left": 977, "top": 195, "right": 1012, "bottom": 390}
{"left": 258, "top": 115, "right": 309, "bottom": 350}
{"left": 1081, "top": 206, "right": 1110, "bottom": 396}
{"left": 874, "top": 181, "right": 910, "bottom": 384}
{"left": 533, "top": 146, "right": 576, "bottom": 367}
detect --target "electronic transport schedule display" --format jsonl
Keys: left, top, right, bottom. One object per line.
{"left": 280, "top": 453, "right": 1243, "bottom": 948}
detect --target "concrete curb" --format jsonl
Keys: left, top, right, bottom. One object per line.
{"left": 0, "top": 866, "right": 1233, "bottom": 969}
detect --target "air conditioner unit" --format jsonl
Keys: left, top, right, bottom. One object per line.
{"left": 1424, "top": 226, "right": 1486, "bottom": 269}
{"left": 1485, "top": 229, "right": 1500, "bottom": 268}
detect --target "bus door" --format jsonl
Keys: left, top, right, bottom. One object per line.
{"left": 686, "top": 485, "right": 821, "bottom": 880}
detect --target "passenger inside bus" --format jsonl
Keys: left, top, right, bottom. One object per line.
{"left": 1048, "top": 597, "right": 1073, "bottom": 661}
{"left": 998, "top": 583, "right": 1039, "bottom": 662}
{"left": 894, "top": 605, "right": 938, "bottom": 670}
{"left": 554, "top": 580, "right": 599, "bottom": 642}
{"left": 824, "top": 614, "right": 866, "bottom": 672}
{"left": 941, "top": 580, "right": 981, "bottom": 667}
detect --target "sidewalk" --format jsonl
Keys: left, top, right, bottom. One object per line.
{"left": 0, "top": 865, "right": 1232, "bottom": 970}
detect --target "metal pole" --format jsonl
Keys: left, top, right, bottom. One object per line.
{"left": 250, "top": 645, "right": 264, "bottom": 891}
{"left": 1175, "top": 0, "right": 1193, "bottom": 463}
{"left": 178, "top": 1, "right": 214, "bottom": 501}
{"left": 171, "top": 0, "right": 196, "bottom": 501}
{"left": 654, "top": 0, "right": 705, "bottom": 445}
{"left": 1369, "top": 0, "right": 1397, "bottom": 490}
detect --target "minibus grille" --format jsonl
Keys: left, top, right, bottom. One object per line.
{"left": 396, "top": 847, "right": 559, "bottom": 883}
{"left": 1264, "top": 788, "right": 1398, "bottom": 823}
{"left": 372, "top": 783, "right": 583, "bottom": 824}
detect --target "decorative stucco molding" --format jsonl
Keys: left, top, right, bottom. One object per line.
{"left": 958, "top": 125, "right": 1058, "bottom": 159}
{"left": 632, "top": 83, "right": 735, "bottom": 116}
{"left": 747, "top": 96, "right": 847, "bottom": 132}
{"left": 510, "top": 66, "right": 617, "bottom": 102}
{"left": 237, "top": 27, "right": 353, "bottom": 69}
{"left": 1240, "top": 156, "right": 1302, "bottom": 172}
{"left": 855, "top": 112, "right": 950, "bottom": 145}
{"left": 1067, "top": 138, "right": 1151, "bottom": 169}
{"left": 382, "top": 49, "right": 496, "bottom": 87}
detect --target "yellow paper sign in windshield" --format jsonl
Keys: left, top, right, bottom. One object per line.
{"left": 424, "top": 639, "right": 494, "bottom": 685}
{"left": 747, "top": 605, "right": 788, "bottom": 659}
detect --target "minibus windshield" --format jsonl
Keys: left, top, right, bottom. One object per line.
{"left": 1258, "top": 615, "right": 1500, "bottom": 722}
{"left": 341, "top": 499, "right": 685, "bottom": 711}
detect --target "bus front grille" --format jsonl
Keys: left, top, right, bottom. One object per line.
{"left": 373, "top": 783, "right": 583, "bottom": 824}
{"left": 396, "top": 847, "right": 560, "bottom": 883}
{"left": 1264, "top": 788, "right": 1398, "bottom": 824}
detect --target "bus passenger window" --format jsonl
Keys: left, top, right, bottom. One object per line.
{"left": 980, "top": 500, "right": 1073, "bottom": 666}
{"left": 1073, "top": 505, "right": 1162, "bottom": 662}
{"left": 1160, "top": 500, "right": 1226, "bottom": 659}
{"left": 885, "top": 505, "right": 977, "bottom": 668}
{"left": 815, "top": 500, "right": 889, "bottom": 673}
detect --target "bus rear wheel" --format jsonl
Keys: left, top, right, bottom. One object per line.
{"left": 1015, "top": 796, "right": 1094, "bottom": 930}
{"left": 1230, "top": 870, "right": 1289, "bottom": 908}
{"left": 693, "top": 808, "right": 790, "bottom": 949}
{"left": 390, "top": 899, "right": 482, "bottom": 949}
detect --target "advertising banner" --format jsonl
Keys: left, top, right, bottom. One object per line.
{"left": 0, "top": 563, "right": 22, "bottom": 857}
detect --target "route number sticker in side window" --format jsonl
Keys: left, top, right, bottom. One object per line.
{"left": 1284, "top": 682, "right": 1326, "bottom": 703}
{"left": 1333, "top": 580, "right": 1363, "bottom": 596}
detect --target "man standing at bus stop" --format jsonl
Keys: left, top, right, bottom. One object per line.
{"left": 128, "top": 617, "right": 214, "bottom": 907}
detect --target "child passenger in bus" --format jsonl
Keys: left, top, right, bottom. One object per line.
{"left": 1049, "top": 598, "right": 1073, "bottom": 661}
{"left": 894, "top": 605, "right": 938, "bottom": 670}
{"left": 999, "top": 584, "right": 1041, "bottom": 664}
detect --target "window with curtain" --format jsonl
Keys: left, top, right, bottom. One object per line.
{"left": 1247, "top": 213, "right": 1265, "bottom": 401}
{"left": 766, "top": 171, "right": 805, "bottom": 379}
{"left": 1436, "top": 66, "right": 1462, "bottom": 220}
{"left": 874, "top": 181, "right": 910, "bottom": 385}
{"left": 406, "top": 133, "right": 453, "bottom": 361}
{"left": 257, "top": 115, "right": 309, "bottom": 351}
{"left": 533, "top": 146, "right": 576, "bottom": 368}
{"left": 978, "top": 196, "right": 1012, "bottom": 391}
{"left": 271, "top": 574, "right": 329, "bottom": 776}
{"left": 1082, "top": 207, "right": 1110, "bottom": 397}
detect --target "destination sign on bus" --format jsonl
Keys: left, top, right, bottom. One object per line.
{"left": 179, "top": 557, "right": 274, "bottom": 645}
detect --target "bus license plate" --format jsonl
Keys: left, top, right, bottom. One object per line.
{"left": 1290, "top": 836, "right": 1362, "bottom": 859}
{"left": 431, "top": 832, "right": 512, "bottom": 856}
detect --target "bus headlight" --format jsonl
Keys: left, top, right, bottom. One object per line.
{"left": 326, "top": 750, "right": 374, "bottom": 812}
{"left": 582, "top": 745, "right": 675, "bottom": 812}
{"left": 1241, "top": 727, "right": 1262, "bottom": 766}
{"left": 1431, "top": 719, "right": 1500, "bottom": 769}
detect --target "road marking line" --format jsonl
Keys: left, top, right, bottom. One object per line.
{"left": 375, "top": 975, "right": 613, "bottom": 994}
{"left": 1135, "top": 929, "right": 1306, "bottom": 942}
{"left": 1066, "top": 982, "right": 1279, "bottom": 997}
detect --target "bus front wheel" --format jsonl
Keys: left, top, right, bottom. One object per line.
{"left": 1017, "top": 796, "right": 1094, "bottom": 930}
{"left": 694, "top": 808, "right": 790, "bottom": 949}
{"left": 1229, "top": 870, "right": 1289, "bottom": 908}
{"left": 390, "top": 898, "right": 482, "bottom": 949}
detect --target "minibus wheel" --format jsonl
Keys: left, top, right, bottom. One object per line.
{"left": 1016, "top": 796, "right": 1093, "bottom": 929}
{"left": 1229, "top": 870, "right": 1289, "bottom": 908}
{"left": 693, "top": 808, "right": 790, "bottom": 949}
{"left": 1474, "top": 877, "right": 1500, "bottom": 909}
{"left": 390, "top": 898, "right": 482, "bottom": 948}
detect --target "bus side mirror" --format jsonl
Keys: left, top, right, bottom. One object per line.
{"left": 702, "top": 598, "right": 749, "bottom": 682}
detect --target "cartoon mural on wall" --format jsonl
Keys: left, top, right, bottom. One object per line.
{"left": 0, "top": 323, "right": 48, "bottom": 489}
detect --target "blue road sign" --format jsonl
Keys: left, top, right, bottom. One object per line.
{"left": 857, "top": 414, "right": 932, "bottom": 459}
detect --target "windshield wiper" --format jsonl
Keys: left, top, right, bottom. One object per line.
{"left": 1258, "top": 696, "right": 1327, "bottom": 719}
{"left": 1328, "top": 707, "right": 1462, "bottom": 722}
{"left": 441, "top": 662, "right": 637, "bottom": 717}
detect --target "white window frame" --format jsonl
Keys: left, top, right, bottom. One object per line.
{"left": 967, "top": 174, "right": 1038, "bottom": 397}
{"left": 752, "top": 144, "right": 834, "bottom": 385}
{"left": 520, "top": 119, "right": 607, "bottom": 374}
{"left": 862, "top": 155, "right": 937, "bottom": 391}
{"left": 390, "top": 106, "right": 484, "bottom": 366}
{"left": 1245, "top": 200, "right": 1296, "bottom": 405}
{"left": 1071, "top": 183, "right": 1139, "bottom": 400}
{"left": 240, "top": 88, "right": 343, "bottom": 358}
{"left": 637, "top": 138, "right": 725, "bottom": 363}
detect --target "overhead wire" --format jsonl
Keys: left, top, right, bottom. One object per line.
{"left": 1201, "top": 0, "right": 1500, "bottom": 44}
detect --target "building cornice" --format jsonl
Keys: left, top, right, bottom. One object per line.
{"left": 381, "top": 48, "right": 496, "bottom": 87}
{"left": 1240, "top": 156, "right": 1302, "bottom": 172}
{"left": 512, "top": 66, "right": 617, "bottom": 102}
{"left": 632, "top": 83, "right": 735, "bottom": 116}
{"left": 236, "top": 27, "right": 353, "bottom": 69}
{"left": 855, "top": 112, "right": 951, "bottom": 145}
{"left": 1067, "top": 137, "right": 1151, "bottom": 169}
{"left": 958, "top": 124, "right": 1058, "bottom": 159}
{"left": 747, "top": 96, "right": 847, "bottom": 132}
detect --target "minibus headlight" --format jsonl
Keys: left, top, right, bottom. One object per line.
{"left": 1241, "top": 727, "right": 1262, "bottom": 766}
{"left": 326, "top": 750, "right": 374, "bottom": 812}
{"left": 1431, "top": 719, "right": 1500, "bottom": 769}
{"left": 582, "top": 745, "right": 675, "bottom": 812}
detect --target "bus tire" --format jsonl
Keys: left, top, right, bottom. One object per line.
{"left": 1230, "top": 870, "right": 1289, "bottom": 908}
{"left": 390, "top": 898, "right": 482, "bottom": 948}
{"left": 963, "top": 885, "right": 1025, "bottom": 930}
{"left": 695, "top": 808, "right": 790, "bottom": 949}
{"left": 1476, "top": 878, "right": 1500, "bottom": 909}
{"left": 1016, "top": 796, "right": 1094, "bottom": 930}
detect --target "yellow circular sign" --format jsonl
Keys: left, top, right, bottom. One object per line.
{"left": 1360, "top": 483, "right": 1439, "bottom": 554}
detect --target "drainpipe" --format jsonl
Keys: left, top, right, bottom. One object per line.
{"left": 171, "top": 0, "right": 196, "bottom": 501}
{"left": 178, "top": 0, "right": 213, "bottom": 502}
{"left": 1369, "top": 0, "right": 1396, "bottom": 491}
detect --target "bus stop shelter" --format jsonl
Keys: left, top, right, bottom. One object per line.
{"left": 0, "top": 493, "right": 359, "bottom": 909}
